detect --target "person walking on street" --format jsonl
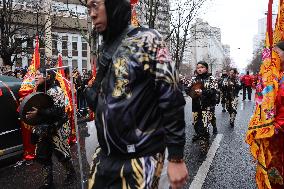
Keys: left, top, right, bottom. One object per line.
{"left": 224, "top": 68, "right": 242, "bottom": 127}
{"left": 218, "top": 69, "right": 229, "bottom": 112}
{"left": 180, "top": 61, "right": 218, "bottom": 152}
{"left": 241, "top": 71, "right": 253, "bottom": 101}
{"left": 86, "top": 0, "right": 188, "bottom": 188}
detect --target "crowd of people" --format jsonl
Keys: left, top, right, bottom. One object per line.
{"left": 1, "top": 66, "right": 94, "bottom": 118}
{"left": 0, "top": 66, "right": 28, "bottom": 79}
{"left": 180, "top": 63, "right": 246, "bottom": 153}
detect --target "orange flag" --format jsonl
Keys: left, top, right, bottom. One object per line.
{"left": 246, "top": 1, "right": 284, "bottom": 188}
{"left": 56, "top": 54, "right": 72, "bottom": 113}
{"left": 55, "top": 55, "right": 77, "bottom": 144}
{"left": 19, "top": 36, "right": 40, "bottom": 97}
{"left": 18, "top": 36, "right": 40, "bottom": 161}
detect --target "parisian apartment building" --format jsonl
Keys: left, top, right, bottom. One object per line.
{"left": 0, "top": 0, "right": 91, "bottom": 73}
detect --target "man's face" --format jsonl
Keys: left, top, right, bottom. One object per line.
{"left": 196, "top": 64, "right": 208, "bottom": 75}
{"left": 222, "top": 70, "right": 227, "bottom": 75}
{"left": 87, "top": 0, "right": 107, "bottom": 33}
{"left": 35, "top": 70, "right": 45, "bottom": 86}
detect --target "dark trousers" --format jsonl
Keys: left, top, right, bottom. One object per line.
{"left": 192, "top": 108, "right": 214, "bottom": 138}
{"left": 243, "top": 86, "right": 252, "bottom": 100}
{"left": 88, "top": 148, "right": 164, "bottom": 189}
{"left": 35, "top": 125, "right": 71, "bottom": 166}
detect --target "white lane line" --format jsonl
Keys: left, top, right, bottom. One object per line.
{"left": 240, "top": 101, "right": 244, "bottom": 110}
{"left": 189, "top": 134, "right": 223, "bottom": 189}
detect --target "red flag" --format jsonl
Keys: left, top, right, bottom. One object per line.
{"left": 0, "top": 88, "right": 2, "bottom": 97}
{"left": 57, "top": 54, "right": 65, "bottom": 77}
{"left": 34, "top": 36, "right": 40, "bottom": 70}
{"left": 92, "top": 58, "right": 97, "bottom": 77}
{"left": 267, "top": 0, "right": 274, "bottom": 50}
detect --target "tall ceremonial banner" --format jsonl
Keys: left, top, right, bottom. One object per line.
{"left": 19, "top": 36, "right": 40, "bottom": 97}
{"left": 246, "top": 0, "right": 284, "bottom": 188}
{"left": 18, "top": 36, "right": 40, "bottom": 160}
{"left": 131, "top": 0, "right": 139, "bottom": 27}
{"left": 55, "top": 55, "right": 77, "bottom": 144}
{"left": 56, "top": 54, "right": 72, "bottom": 113}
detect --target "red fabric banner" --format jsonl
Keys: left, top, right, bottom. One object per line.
{"left": 18, "top": 36, "right": 40, "bottom": 160}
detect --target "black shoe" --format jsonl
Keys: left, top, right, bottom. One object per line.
{"left": 230, "top": 122, "right": 234, "bottom": 127}
{"left": 222, "top": 109, "right": 226, "bottom": 112}
{"left": 192, "top": 135, "right": 201, "bottom": 143}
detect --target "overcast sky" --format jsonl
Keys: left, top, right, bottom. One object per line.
{"left": 179, "top": 0, "right": 276, "bottom": 72}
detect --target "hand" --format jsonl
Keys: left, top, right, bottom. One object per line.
{"left": 26, "top": 107, "right": 38, "bottom": 120}
{"left": 167, "top": 161, "right": 189, "bottom": 189}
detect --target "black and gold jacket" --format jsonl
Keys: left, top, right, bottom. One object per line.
{"left": 180, "top": 73, "right": 218, "bottom": 111}
{"left": 96, "top": 27, "right": 186, "bottom": 159}
{"left": 220, "top": 76, "right": 242, "bottom": 100}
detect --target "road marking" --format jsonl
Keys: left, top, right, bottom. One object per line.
{"left": 240, "top": 101, "right": 244, "bottom": 110}
{"left": 189, "top": 134, "right": 223, "bottom": 189}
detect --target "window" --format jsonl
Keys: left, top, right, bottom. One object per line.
{"left": 82, "top": 42, "right": 88, "bottom": 57}
{"left": 72, "top": 59, "right": 78, "bottom": 69}
{"left": 63, "top": 59, "right": 68, "bottom": 66}
{"left": 15, "top": 57, "right": 22, "bottom": 68}
{"left": 62, "top": 36, "right": 68, "bottom": 57}
{"left": 14, "top": 37, "right": 22, "bottom": 48}
{"left": 27, "top": 38, "right": 34, "bottom": 48}
{"left": 82, "top": 60, "right": 87, "bottom": 69}
{"left": 52, "top": 34, "right": 58, "bottom": 55}
{"left": 72, "top": 36, "right": 78, "bottom": 56}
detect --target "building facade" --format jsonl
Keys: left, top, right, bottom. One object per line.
{"left": 184, "top": 19, "right": 230, "bottom": 76}
{"left": 253, "top": 16, "right": 277, "bottom": 53}
{"left": 1, "top": 0, "right": 91, "bottom": 73}
{"left": 135, "top": 0, "right": 171, "bottom": 40}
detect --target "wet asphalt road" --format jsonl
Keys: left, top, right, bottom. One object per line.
{"left": 183, "top": 97, "right": 257, "bottom": 189}
{"left": 0, "top": 94, "right": 257, "bottom": 189}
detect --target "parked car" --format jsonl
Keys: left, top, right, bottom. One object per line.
{"left": 0, "top": 75, "right": 23, "bottom": 161}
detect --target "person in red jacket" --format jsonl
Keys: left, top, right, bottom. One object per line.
{"left": 241, "top": 71, "right": 253, "bottom": 101}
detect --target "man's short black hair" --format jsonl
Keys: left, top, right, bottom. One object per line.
{"left": 103, "top": 0, "right": 131, "bottom": 44}
{"left": 197, "top": 61, "right": 209, "bottom": 69}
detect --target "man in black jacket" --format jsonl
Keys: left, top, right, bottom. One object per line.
{"left": 218, "top": 69, "right": 229, "bottom": 112}
{"left": 224, "top": 68, "right": 242, "bottom": 127}
{"left": 87, "top": 0, "right": 188, "bottom": 188}
{"left": 180, "top": 61, "right": 218, "bottom": 152}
